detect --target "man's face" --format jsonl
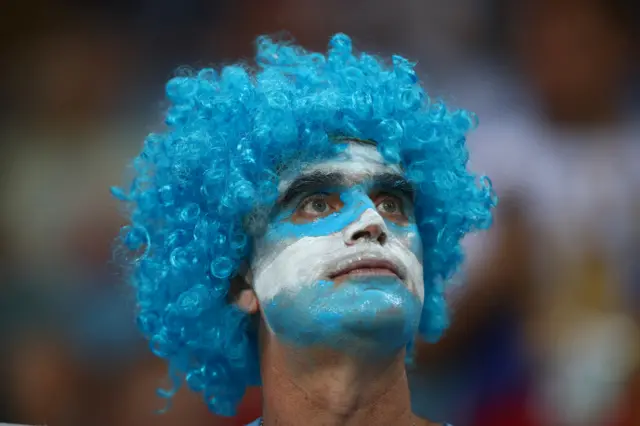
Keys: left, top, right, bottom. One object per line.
{"left": 249, "top": 142, "right": 424, "bottom": 355}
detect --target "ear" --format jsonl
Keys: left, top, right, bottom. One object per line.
{"left": 229, "top": 263, "right": 260, "bottom": 314}
{"left": 236, "top": 289, "right": 259, "bottom": 314}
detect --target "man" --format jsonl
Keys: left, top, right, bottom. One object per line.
{"left": 113, "top": 33, "right": 495, "bottom": 426}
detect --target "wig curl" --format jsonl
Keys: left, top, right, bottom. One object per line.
{"left": 113, "top": 33, "right": 496, "bottom": 416}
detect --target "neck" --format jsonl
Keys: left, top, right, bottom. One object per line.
{"left": 260, "top": 339, "right": 435, "bottom": 426}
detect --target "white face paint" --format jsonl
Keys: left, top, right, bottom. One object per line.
{"left": 249, "top": 143, "right": 424, "bottom": 353}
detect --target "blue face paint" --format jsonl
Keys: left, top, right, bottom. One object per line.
{"left": 267, "top": 188, "right": 369, "bottom": 240}
{"left": 262, "top": 276, "right": 422, "bottom": 357}
{"left": 250, "top": 144, "right": 426, "bottom": 356}
{"left": 266, "top": 184, "right": 415, "bottom": 242}
{"left": 387, "top": 221, "right": 422, "bottom": 257}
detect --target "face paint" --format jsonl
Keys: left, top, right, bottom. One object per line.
{"left": 249, "top": 143, "right": 424, "bottom": 354}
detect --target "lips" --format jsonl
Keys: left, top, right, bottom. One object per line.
{"left": 328, "top": 259, "right": 403, "bottom": 282}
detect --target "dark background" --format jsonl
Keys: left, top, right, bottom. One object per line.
{"left": 0, "top": 0, "right": 638, "bottom": 425}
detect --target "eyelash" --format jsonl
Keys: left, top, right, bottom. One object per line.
{"left": 297, "top": 193, "right": 330, "bottom": 209}
{"left": 376, "top": 193, "right": 404, "bottom": 211}
{"left": 296, "top": 192, "right": 405, "bottom": 213}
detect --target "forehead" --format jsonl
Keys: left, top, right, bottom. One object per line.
{"left": 278, "top": 143, "right": 402, "bottom": 192}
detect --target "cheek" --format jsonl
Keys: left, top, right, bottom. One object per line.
{"left": 386, "top": 223, "right": 425, "bottom": 303}
{"left": 250, "top": 234, "right": 344, "bottom": 302}
{"left": 388, "top": 223, "right": 423, "bottom": 260}
{"left": 407, "top": 230, "right": 423, "bottom": 260}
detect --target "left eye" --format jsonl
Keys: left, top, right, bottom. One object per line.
{"left": 376, "top": 197, "right": 401, "bottom": 214}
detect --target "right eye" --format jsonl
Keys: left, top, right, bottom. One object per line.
{"left": 302, "top": 197, "right": 330, "bottom": 214}
{"left": 292, "top": 193, "right": 343, "bottom": 222}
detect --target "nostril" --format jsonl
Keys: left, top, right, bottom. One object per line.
{"left": 378, "top": 233, "right": 387, "bottom": 245}
{"left": 351, "top": 230, "right": 371, "bottom": 241}
{"left": 350, "top": 229, "right": 387, "bottom": 245}
{"left": 345, "top": 219, "right": 387, "bottom": 246}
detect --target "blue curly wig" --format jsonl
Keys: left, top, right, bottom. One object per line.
{"left": 112, "top": 33, "right": 495, "bottom": 416}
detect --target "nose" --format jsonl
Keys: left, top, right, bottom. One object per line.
{"left": 344, "top": 209, "right": 388, "bottom": 246}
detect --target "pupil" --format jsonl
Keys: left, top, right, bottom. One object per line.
{"left": 313, "top": 200, "right": 326, "bottom": 211}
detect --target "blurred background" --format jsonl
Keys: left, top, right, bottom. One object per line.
{"left": 0, "top": 0, "right": 638, "bottom": 425}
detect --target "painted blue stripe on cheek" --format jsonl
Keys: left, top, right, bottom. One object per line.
{"left": 387, "top": 221, "right": 418, "bottom": 233}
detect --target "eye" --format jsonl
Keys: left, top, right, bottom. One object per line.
{"left": 374, "top": 194, "right": 408, "bottom": 224}
{"left": 302, "top": 197, "right": 330, "bottom": 214}
{"left": 377, "top": 198, "right": 400, "bottom": 214}
{"left": 291, "top": 193, "right": 342, "bottom": 223}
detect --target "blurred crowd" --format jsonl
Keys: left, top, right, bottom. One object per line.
{"left": 0, "top": 0, "right": 638, "bottom": 425}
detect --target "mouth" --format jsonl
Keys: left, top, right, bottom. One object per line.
{"left": 328, "top": 259, "right": 403, "bottom": 283}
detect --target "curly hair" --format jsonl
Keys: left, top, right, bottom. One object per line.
{"left": 112, "top": 33, "right": 496, "bottom": 416}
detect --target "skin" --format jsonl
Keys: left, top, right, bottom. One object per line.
{"left": 236, "top": 142, "right": 442, "bottom": 425}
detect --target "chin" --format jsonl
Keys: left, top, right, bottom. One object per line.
{"left": 341, "top": 305, "right": 420, "bottom": 350}
{"left": 262, "top": 274, "right": 421, "bottom": 355}
{"left": 340, "top": 319, "right": 418, "bottom": 357}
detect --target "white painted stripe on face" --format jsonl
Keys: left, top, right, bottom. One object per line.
{"left": 251, "top": 142, "right": 423, "bottom": 304}
{"left": 278, "top": 143, "right": 402, "bottom": 193}
{"left": 251, "top": 225, "right": 424, "bottom": 303}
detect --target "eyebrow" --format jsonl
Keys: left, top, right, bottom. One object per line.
{"left": 280, "top": 172, "right": 347, "bottom": 205}
{"left": 331, "top": 135, "right": 378, "bottom": 147}
{"left": 279, "top": 171, "right": 415, "bottom": 205}
{"left": 374, "top": 173, "right": 415, "bottom": 200}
